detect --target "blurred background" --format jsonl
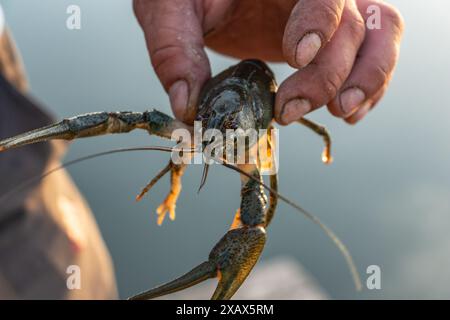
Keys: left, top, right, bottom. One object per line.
{"left": 1, "top": 0, "right": 449, "bottom": 299}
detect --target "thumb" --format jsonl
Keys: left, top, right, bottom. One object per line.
{"left": 134, "top": 0, "right": 211, "bottom": 123}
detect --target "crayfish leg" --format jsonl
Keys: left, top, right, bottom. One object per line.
{"left": 0, "top": 110, "right": 191, "bottom": 152}
{"left": 155, "top": 162, "right": 186, "bottom": 225}
{"left": 135, "top": 160, "right": 186, "bottom": 225}
{"left": 298, "top": 117, "right": 333, "bottom": 164}
{"left": 135, "top": 162, "right": 172, "bottom": 202}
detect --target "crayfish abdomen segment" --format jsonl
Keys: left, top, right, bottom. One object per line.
{"left": 239, "top": 175, "right": 268, "bottom": 226}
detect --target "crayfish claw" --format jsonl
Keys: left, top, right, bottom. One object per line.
{"left": 209, "top": 226, "right": 266, "bottom": 300}
{"left": 129, "top": 226, "right": 266, "bottom": 300}
{"left": 129, "top": 261, "right": 216, "bottom": 300}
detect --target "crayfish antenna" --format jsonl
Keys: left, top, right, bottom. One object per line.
{"left": 135, "top": 162, "right": 172, "bottom": 201}
{"left": 197, "top": 164, "right": 210, "bottom": 193}
{"left": 220, "top": 160, "right": 362, "bottom": 291}
{"left": 129, "top": 261, "right": 216, "bottom": 300}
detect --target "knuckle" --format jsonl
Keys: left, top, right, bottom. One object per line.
{"left": 148, "top": 25, "right": 195, "bottom": 67}
{"left": 150, "top": 41, "right": 209, "bottom": 89}
{"left": 371, "top": 63, "right": 391, "bottom": 88}
{"left": 381, "top": 3, "right": 405, "bottom": 33}
{"left": 316, "top": 0, "right": 342, "bottom": 28}
{"left": 347, "top": 13, "right": 366, "bottom": 43}
{"left": 151, "top": 43, "right": 184, "bottom": 72}
{"left": 150, "top": 44, "right": 186, "bottom": 89}
{"left": 318, "top": 70, "right": 345, "bottom": 102}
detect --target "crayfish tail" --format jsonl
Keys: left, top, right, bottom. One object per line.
{"left": 128, "top": 261, "right": 216, "bottom": 300}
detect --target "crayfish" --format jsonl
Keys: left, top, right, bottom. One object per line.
{"left": 0, "top": 59, "right": 361, "bottom": 299}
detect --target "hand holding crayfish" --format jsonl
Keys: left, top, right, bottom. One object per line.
{"left": 134, "top": 0, "right": 404, "bottom": 125}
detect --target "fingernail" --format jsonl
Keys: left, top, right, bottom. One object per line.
{"left": 169, "top": 80, "right": 189, "bottom": 120}
{"left": 340, "top": 87, "right": 366, "bottom": 115}
{"left": 346, "top": 101, "right": 372, "bottom": 125}
{"left": 281, "top": 99, "right": 311, "bottom": 124}
{"left": 353, "top": 101, "right": 372, "bottom": 121}
{"left": 296, "top": 33, "right": 322, "bottom": 67}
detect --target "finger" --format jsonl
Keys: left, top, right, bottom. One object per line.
{"left": 133, "top": 0, "right": 211, "bottom": 123}
{"left": 276, "top": 0, "right": 366, "bottom": 125}
{"left": 283, "top": 0, "right": 345, "bottom": 68}
{"left": 328, "top": 0, "right": 405, "bottom": 118}
{"left": 344, "top": 84, "right": 386, "bottom": 124}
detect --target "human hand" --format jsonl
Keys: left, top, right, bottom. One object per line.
{"left": 134, "top": 0, "right": 404, "bottom": 125}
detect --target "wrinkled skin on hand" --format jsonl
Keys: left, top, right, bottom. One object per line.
{"left": 134, "top": 0, "right": 404, "bottom": 125}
